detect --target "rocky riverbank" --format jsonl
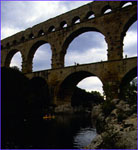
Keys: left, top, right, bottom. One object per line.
{"left": 85, "top": 99, "right": 137, "bottom": 149}
{"left": 54, "top": 103, "right": 91, "bottom": 114}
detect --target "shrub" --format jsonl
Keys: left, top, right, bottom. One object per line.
{"left": 102, "top": 100, "right": 115, "bottom": 117}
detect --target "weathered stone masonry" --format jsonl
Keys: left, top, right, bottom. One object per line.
{"left": 1, "top": 1, "right": 137, "bottom": 104}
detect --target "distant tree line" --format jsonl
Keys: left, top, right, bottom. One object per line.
{"left": 2, "top": 66, "right": 136, "bottom": 148}
{"left": 71, "top": 87, "right": 104, "bottom": 107}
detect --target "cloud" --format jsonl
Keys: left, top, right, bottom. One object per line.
{"left": 123, "top": 30, "right": 137, "bottom": 57}
{"left": 1, "top": 1, "right": 137, "bottom": 94}
{"left": 1, "top": 27, "right": 20, "bottom": 39}
{"left": 67, "top": 32, "right": 107, "bottom": 52}
{"left": 65, "top": 32, "right": 107, "bottom": 66}
{"left": 77, "top": 77, "right": 103, "bottom": 94}
{"left": 1, "top": 1, "right": 90, "bottom": 39}
{"left": 33, "top": 44, "right": 52, "bottom": 71}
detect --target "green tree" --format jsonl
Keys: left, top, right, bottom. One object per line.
{"left": 122, "top": 78, "right": 137, "bottom": 105}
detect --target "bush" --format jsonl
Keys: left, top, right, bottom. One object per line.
{"left": 102, "top": 100, "right": 115, "bottom": 117}
{"left": 96, "top": 118, "right": 106, "bottom": 134}
{"left": 117, "top": 110, "right": 126, "bottom": 122}
{"left": 101, "top": 131, "right": 118, "bottom": 149}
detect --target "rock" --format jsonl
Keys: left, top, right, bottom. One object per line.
{"left": 85, "top": 134, "right": 103, "bottom": 149}
{"left": 55, "top": 104, "right": 73, "bottom": 114}
{"left": 91, "top": 104, "right": 102, "bottom": 119}
{"left": 112, "top": 99, "right": 120, "bottom": 105}
{"left": 87, "top": 100, "right": 137, "bottom": 149}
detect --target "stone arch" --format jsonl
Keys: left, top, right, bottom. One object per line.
{"left": 12, "top": 40, "right": 17, "bottom": 45}
{"left": 121, "top": 13, "right": 137, "bottom": 58}
{"left": 101, "top": 5, "right": 112, "bottom": 14}
{"left": 119, "top": 66, "right": 137, "bottom": 99}
{"left": 60, "top": 21, "right": 67, "bottom": 28}
{"left": 38, "top": 29, "right": 45, "bottom": 36}
{"left": 4, "top": 49, "right": 23, "bottom": 68}
{"left": 72, "top": 16, "right": 80, "bottom": 24}
{"left": 6, "top": 42, "right": 10, "bottom": 48}
{"left": 27, "top": 40, "right": 52, "bottom": 72}
{"left": 48, "top": 26, "right": 55, "bottom": 32}
{"left": 30, "top": 76, "right": 49, "bottom": 88}
{"left": 29, "top": 33, "right": 35, "bottom": 39}
{"left": 85, "top": 11, "right": 95, "bottom": 20}
{"left": 122, "top": 13, "right": 137, "bottom": 38}
{"left": 62, "top": 27, "right": 105, "bottom": 55}
{"left": 62, "top": 27, "right": 106, "bottom": 67}
{"left": 20, "top": 36, "right": 25, "bottom": 42}
{"left": 120, "top": 1, "right": 133, "bottom": 8}
{"left": 57, "top": 71, "right": 103, "bottom": 103}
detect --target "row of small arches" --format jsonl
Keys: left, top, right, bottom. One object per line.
{"left": 2, "top": 1, "right": 135, "bottom": 49}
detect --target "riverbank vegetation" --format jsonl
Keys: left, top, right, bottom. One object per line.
{"left": 87, "top": 77, "right": 137, "bottom": 149}
{"left": 2, "top": 67, "right": 137, "bottom": 149}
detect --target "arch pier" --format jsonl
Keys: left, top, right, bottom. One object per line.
{"left": 1, "top": 1, "right": 137, "bottom": 105}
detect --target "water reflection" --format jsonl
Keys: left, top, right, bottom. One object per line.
{"left": 4, "top": 114, "right": 97, "bottom": 149}
{"left": 74, "top": 127, "right": 97, "bottom": 148}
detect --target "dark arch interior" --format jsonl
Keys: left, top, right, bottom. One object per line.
{"left": 29, "top": 33, "right": 34, "bottom": 39}
{"left": 123, "top": 14, "right": 137, "bottom": 58}
{"left": 58, "top": 71, "right": 97, "bottom": 101}
{"left": 119, "top": 67, "right": 137, "bottom": 99}
{"left": 85, "top": 11, "right": 95, "bottom": 19}
{"left": 38, "top": 30, "right": 45, "bottom": 36}
{"left": 120, "top": 1, "right": 133, "bottom": 8}
{"left": 101, "top": 5, "right": 112, "bottom": 14}
{"left": 72, "top": 16, "right": 80, "bottom": 24}
{"left": 60, "top": 21, "right": 67, "bottom": 28}
{"left": 122, "top": 14, "right": 137, "bottom": 38}
{"left": 30, "top": 77, "right": 48, "bottom": 87}
{"left": 48, "top": 26, "right": 55, "bottom": 32}
{"left": 29, "top": 77, "right": 51, "bottom": 106}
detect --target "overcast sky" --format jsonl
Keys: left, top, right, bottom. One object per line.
{"left": 1, "top": 1, "right": 137, "bottom": 94}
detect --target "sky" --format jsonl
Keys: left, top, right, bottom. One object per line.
{"left": 1, "top": 1, "right": 137, "bottom": 94}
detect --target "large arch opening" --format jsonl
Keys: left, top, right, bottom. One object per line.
{"left": 77, "top": 77, "right": 103, "bottom": 94}
{"left": 64, "top": 28, "right": 107, "bottom": 67}
{"left": 5, "top": 50, "right": 22, "bottom": 71}
{"left": 28, "top": 41, "right": 52, "bottom": 72}
{"left": 119, "top": 67, "right": 137, "bottom": 105}
{"left": 122, "top": 12, "right": 137, "bottom": 58}
{"left": 123, "top": 21, "right": 137, "bottom": 58}
{"left": 57, "top": 71, "right": 104, "bottom": 107}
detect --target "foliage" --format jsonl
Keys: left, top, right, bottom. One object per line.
{"left": 1, "top": 67, "right": 29, "bottom": 147}
{"left": 25, "top": 77, "right": 51, "bottom": 118}
{"left": 1, "top": 67, "right": 51, "bottom": 148}
{"left": 102, "top": 100, "right": 115, "bottom": 117}
{"left": 121, "top": 78, "right": 137, "bottom": 105}
{"left": 71, "top": 87, "right": 104, "bottom": 107}
{"left": 11, "top": 66, "right": 20, "bottom": 71}
{"left": 100, "top": 129, "right": 119, "bottom": 149}
{"left": 117, "top": 109, "right": 127, "bottom": 122}
{"left": 95, "top": 118, "right": 106, "bottom": 134}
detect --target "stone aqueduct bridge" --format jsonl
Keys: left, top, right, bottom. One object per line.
{"left": 1, "top": 1, "right": 137, "bottom": 105}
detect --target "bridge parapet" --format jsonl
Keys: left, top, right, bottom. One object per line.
{"left": 1, "top": 1, "right": 136, "bottom": 49}
{"left": 25, "top": 57, "right": 137, "bottom": 103}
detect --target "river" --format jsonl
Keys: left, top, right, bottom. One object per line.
{"left": 4, "top": 114, "right": 97, "bottom": 149}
